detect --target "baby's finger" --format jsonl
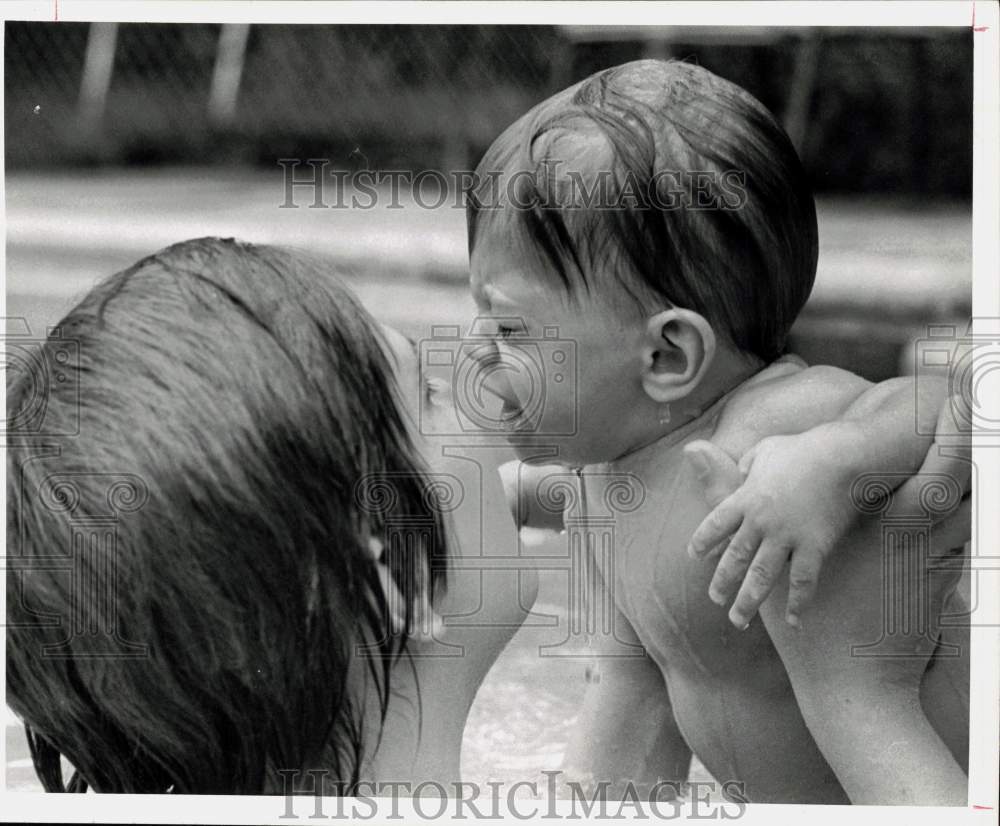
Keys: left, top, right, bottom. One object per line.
{"left": 727, "top": 539, "right": 794, "bottom": 629}
{"left": 707, "top": 519, "right": 764, "bottom": 607}
{"left": 784, "top": 549, "right": 824, "bottom": 628}
{"left": 702, "top": 537, "right": 733, "bottom": 561}
{"left": 684, "top": 441, "right": 744, "bottom": 507}
{"left": 688, "top": 493, "right": 744, "bottom": 558}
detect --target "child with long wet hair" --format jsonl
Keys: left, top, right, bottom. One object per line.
{"left": 6, "top": 238, "right": 447, "bottom": 794}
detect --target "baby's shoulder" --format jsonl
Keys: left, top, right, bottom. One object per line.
{"left": 711, "top": 360, "right": 872, "bottom": 458}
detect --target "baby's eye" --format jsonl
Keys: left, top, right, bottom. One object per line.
{"left": 494, "top": 319, "right": 526, "bottom": 340}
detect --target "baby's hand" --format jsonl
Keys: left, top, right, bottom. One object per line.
{"left": 684, "top": 426, "right": 862, "bottom": 630}
{"left": 683, "top": 397, "right": 973, "bottom": 630}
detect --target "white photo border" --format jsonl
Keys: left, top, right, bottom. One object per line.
{"left": 1, "top": 2, "right": 997, "bottom": 823}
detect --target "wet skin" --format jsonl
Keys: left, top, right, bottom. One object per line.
{"left": 360, "top": 326, "right": 538, "bottom": 786}
{"left": 581, "top": 362, "right": 968, "bottom": 804}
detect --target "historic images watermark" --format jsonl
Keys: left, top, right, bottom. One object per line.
{"left": 3, "top": 318, "right": 149, "bottom": 660}
{"left": 913, "top": 318, "right": 1000, "bottom": 446}
{"left": 352, "top": 463, "right": 647, "bottom": 659}
{"left": 277, "top": 770, "right": 748, "bottom": 820}
{"left": 908, "top": 318, "right": 996, "bottom": 636}
{"left": 4, "top": 467, "right": 152, "bottom": 661}
{"left": 277, "top": 159, "right": 749, "bottom": 212}
{"left": 849, "top": 471, "right": 968, "bottom": 658}
{"left": 417, "top": 318, "right": 578, "bottom": 439}
{"left": 2, "top": 317, "right": 80, "bottom": 438}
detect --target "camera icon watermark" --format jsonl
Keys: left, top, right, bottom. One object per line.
{"left": 5, "top": 471, "right": 150, "bottom": 660}
{"left": 848, "top": 471, "right": 967, "bottom": 659}
{"left": 418, "top": 318, "right": 577, "bottom": 438}
{"left": 914, "top": 318, "right": 1000, "bottom": 445}
{"left": 510, "top": 466, "right": 647, "bottom": 658}
{"left": 2, "top": 317, "right": 81, "bottom": 437}
{"left": 353, "top": 470, "right": 466, "bottom": 657}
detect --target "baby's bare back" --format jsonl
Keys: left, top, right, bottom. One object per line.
{"left": 591, "top": 445, "right": 843, "bottom": 801}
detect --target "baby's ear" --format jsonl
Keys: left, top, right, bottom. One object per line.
{"left": 640, "top": 308, "right": 716, "bottom": 403}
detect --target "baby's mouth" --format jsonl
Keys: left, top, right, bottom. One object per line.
{"left": 480, "top": 385, "right": 529, "bottom": 433}
{"left": 477, "top": 368, "right": 528, "bottom": 431}
{"left": 499, "top": 396, "right": 545, "bottom": 437}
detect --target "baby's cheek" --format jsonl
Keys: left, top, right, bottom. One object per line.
{"left": 578, "top": 376, "right": 617, "bottom": 425}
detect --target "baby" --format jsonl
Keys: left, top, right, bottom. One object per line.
{"left": 467, "top": 60, "right": 969, "bottom": 804}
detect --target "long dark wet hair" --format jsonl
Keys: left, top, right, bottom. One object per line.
{"left": 6, "top": 238, "right": 448, "bottom": 793}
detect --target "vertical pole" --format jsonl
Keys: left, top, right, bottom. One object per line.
{"left": 784, "top": 30, "right": 822, "bottom": 156}
{"left": 77, "top": 22, "right": 119, "bottom": 133}
{"left": 910, "top": 37, "right": 931, "bottom": 194}
{"left": 642, "top": 31, "right": 674, "bottom": 61}
{"left": 549, "top": 33, "right": 573, "bottom": 95}
{"left": 208, "top": 23, "right": 251, "bottom": 128}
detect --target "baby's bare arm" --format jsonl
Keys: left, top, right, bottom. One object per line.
{"left": 708, "top": 363, "right": 873, "bottom": 459}
{"left": 562, "top": 598, "right": 691, "bottom": 792}
{"left": 687, "top": 370, "right": 965, "bottom": 628}
{"left": 710, "top": 366, "right": 947, "bottom": 466}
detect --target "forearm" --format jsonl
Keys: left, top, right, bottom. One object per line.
{"left": 760, "top": 584, "right": 967, "bottom": 805}
{"left": 806, "top": 375, "right": 948, "bottom": 483}
{"left": 798, "top": 686, "right": 967, "bottom": 805}
{"left": 837, "top": 374, "right": 947, "bottom": 471}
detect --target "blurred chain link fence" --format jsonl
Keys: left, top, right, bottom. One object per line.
{"left": 6, "top": 22, "right": 972, "bottom": 194}
{"left": 6, "top": 23, "right": 561, "bottom": 170}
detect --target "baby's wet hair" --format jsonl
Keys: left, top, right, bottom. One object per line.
{"left": 468, "top": 59, "right": 818, "bottom": 363}
{"left": 6, "top": 237, "right": 447, "bottom": 793}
